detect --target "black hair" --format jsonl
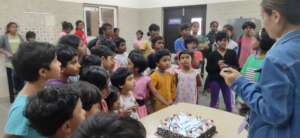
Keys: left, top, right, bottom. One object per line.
{"left": 136, "top": 30, "right": 143, "bottom": 36}
{"left": 110, "top": 67, "right": 132, "bottom": 89}
{"left": 178, "top": 49, "right": 194, "bottom": 60}
{"left": 58, "top": 35, "right": 81, "bottom": 49}
{"left": 80, "top": 65, "right": 109, "bottom": 91}
{"left": 216, "top": 31, "right": 229, "bottom": 42}
{"left": 25, "top": 86, "right": 80, "bottom": 137}
{"left": 105, "top": 92, "right": 119, "bottom": 111}
{"left": 151, "top": 36, "right": 164, "bottom": 46}
{"left": 56, "top": 45, "right": 78, "bottom": 68}
{"left": 129, "top": 49, "right": 143, "bottom": 57}
{"left": 184, "top": 35, "right": 198, "bottom": 49}
{"left": 80, "top": 55, "right": 101, "bottom": 69}
{"left": 114, "top": 28, "right": 119, "bottom": 33}
{"left": 180, "top": 24, "right": 191, "bottom": 32}
{"left": 256, "top": 28, "right": 276, "bottom": 52}
{"left": 147, "top": 53, "right": 156, "bottom": 69}
{"left": 25, "top": 31, "right": 36, "bottom": 41}
{"left": 12, "top": 42, "right": 56, "bottom": 82}
{"left": 154, "top": 49, "right": 171, "bottom": 64}
{"left": 191, "top": 21, "right": 199, "bottom": 27}
{"left": 5, "top": 22, "right": 18, "bottom": 34}
{"left": 210, "top": 21, "right": 219, "bottom": 27}
{"left": 72, "top": 112, "right": 146, "bottom": 138}
{"left": 76, "top": 20, "right": 84, "bottom": 27}
{"left": 101, "top": 23, "right": 113, "bottom": 33}
{"left": 223, "top": 24, "right": 234, "bottom": 32}
{"left": 242, "top": 21, "right": 256, "bottom": 30}
{"left": 69, "top": 81, "right": 101, "bottom": 111}
{"left": 114, "top": 37, "right": 126, "bottom": 48}
{"left": 128, "top": 53, "right": 148, "bottom": 73}
{"left": 147, "top": 24, "right": 160, "bottom": 36}
{"left": 91, "top": 46, "right": 115, "bottom": 59}
{"left": 62, "top": 21, "right": 74, "bottom": 31}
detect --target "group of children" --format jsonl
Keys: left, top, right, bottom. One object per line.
{"left": 2, "top": 19, "right": 276, "bottom": 138}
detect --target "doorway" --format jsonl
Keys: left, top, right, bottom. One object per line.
{"left": 163, "top": 5, "right": 207, "bottom": 53}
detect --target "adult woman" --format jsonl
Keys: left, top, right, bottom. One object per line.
{"left": 221, "top": 0, "right": 300, "bottom": 137}
{"left": 0, "top": 22, "right": 25, "bottom": 103}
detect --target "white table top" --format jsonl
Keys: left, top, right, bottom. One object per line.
{"left": 140, "top": 103, "right": 248, "bottom": 138}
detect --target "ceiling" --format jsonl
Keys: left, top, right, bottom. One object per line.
{"left": 58, "top": 0, "right": 248, "bottom": 8}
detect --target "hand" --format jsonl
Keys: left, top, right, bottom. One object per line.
{"left": 218, "top": 60, "right": 228, "bottom": 69}
{"left": 220, "top": 67, "right": 241, "bottom": 86}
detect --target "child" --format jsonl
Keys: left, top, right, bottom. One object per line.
{"left": 206, "top": 31, "right": 239, "bottom": 112}
{"left": 69, "top": 81, "right": 102, "bottom": 117}
{"left": 113, "top": 28, "right": 120, "bottom": 39}
{"left": 72, "top": 113, "right": 146, "bottom": 138}
{"left": 105, "top": 92, "right": 121, "bottom": 113}
{"left": 91, "top": 46, "right": 116, "bottom": 74}
{"left": 175, "top": 24, "right": 191, "bottom": 53}
{"left": 151, "top": 36, "right": 165, "bottom": 52}
{"left": 176, "top": 50, "right": 201, "bottom": 104}
{"left": 24, "top": 86, "right": 86, "bottom": 138}
{"left": 4, "top": 42, "right": 61, "bottom": 138}
{"left": 239, "top": 29, "right": 275, "bottom": 115}
{"left": 237, "top": 21, "right": 257, "bottom": 67}
{"left": 80, "top": 54, "right": 101, "bottom": 69}
{"left": 184, "top": 35, "right": 203, "bottom": 69}
{"left": 47, "top": 45, "right": 81, "bottom": 86}
{"left": 114, "top": 37, "right": 128, "bottom": 68}
{"left": 25, "top": 31, "right": 36, "bottom": 42}
{"left": 150, "top": 49, "right": 176, "bottom": 111}
{"left": 58, "top": 34, "right": 86, "bottom": 60}
{"left": 133, "top": 30, "right": 144, "bottom": 50}
{"left": 59, "top": 21, "right": 73, "bottom": 38}
{"left": 110, "top": 67, "right": 139, "bottom": 119}
{"left": 223, "top": 24, "right": 239, "bottom": 55}
{"left": 74, "top": 20, "right": 87, "bottom": 46}
{"left": 80, "top": 65, "right": 110, "bottom": 112}
{"left": 128, "top": 52, "right": 170, "bottom": 115}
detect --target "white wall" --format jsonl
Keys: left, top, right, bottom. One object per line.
{"left": 139, "top": 8, "right": 164, "bottom": 39}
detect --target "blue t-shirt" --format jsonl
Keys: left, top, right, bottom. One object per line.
{"left": 4, "top": 95, "right": 44, "bottom": 138}
{"left": 174, "top": 37, "right": 186, "bottom": 53}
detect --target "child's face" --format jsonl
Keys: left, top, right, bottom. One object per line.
{"left": 243, "top": 27, "right": 255, "bottom": 36}
{"left": 63, "top": 56, "right": 81, "bottom": 76}
{"left": 154, "top": 40, "right": 164, "bottom": 50}
{"left": 157, "top": 55, "right": 171, "bottom": 71}
{"left": 105, "top": 26, "right": 113, "bottom": 37}
{"left": 210, "top": 23, "right": 218, "bottom": 32}
{"left": 68, "top": 99, "right": 86, "bottom": 134}
{"left": 117, "top": 42, "right": 127, "bottom": 54}
{"left": 27, "top": 38, "right": 36, "bottom": 42}
{"left": 136, "top": 33, "right": 143, "bottom": 39}
{"left": 181, "top": 28, "right": 191, "bottom": 37}
{"left": 179, "top": 54, "right": 192, "bottom": 67}
{"left": 192, "top": 23, "right": 199, "bottom": 34}
{"left": 102, "top": 56, "right": 115, "bottom": 72}
{"left": 217, "top": 39, "right": 229, "bottom": 50}
{"left": 44, "top": 56, "right": 61, "bottom": 80}
{"left": 77, "top": 22, "right": 85, "bottom": 30}
{"left": 86, "top": 103, "right": 99, "bottom": 118}
{"left": 187, "top": 42, "right": 197, "bottom": 50}
{"left": 223, "top": 28, "right": 233, "bottom": 38}
{"left": 122, "top": 74, "right": 135, "bottom": 92}
{"left": 252, "top": 38, "right": 260, "bottom": 50}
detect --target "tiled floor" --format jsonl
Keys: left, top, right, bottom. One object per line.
{"left": 0, "top": 92, "right": 240, "bottom": 136}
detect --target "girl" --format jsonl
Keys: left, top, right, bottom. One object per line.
{"left": 74, "top": 20, "right": 87, "bottom": 47}
{"left": 133, "top": 30, "right": 144, "bottom": 50}
{"left": 151, "top": 36, "right": 165, "bottom": 52}
{"left": 128, "top": 52, "right": 170, "bottom": 114}
{"left": 105, "top": 92, "right": 121, "bottom": 113}
{"left": 206, "top": 31, "right": 238, "bottom": 112}
{"left": 184, "top": 35, "right": 203, "bottom": 69}
{"left": 59, "top": 21, "right": 73, "bottom": 38}
{"left": 176, "top": 50, "right": 201, "bottom": 104}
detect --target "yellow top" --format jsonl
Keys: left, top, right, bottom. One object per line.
{"left": 150, "top": 71, "right": 176, "bottom": 111}
{"left": 140, "top": 40, "right": 153, "bottom": 58}
{"left": 8, "top": 34, "right": 21, "bottom": 54}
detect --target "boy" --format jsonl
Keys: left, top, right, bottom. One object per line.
{"left": 58, "top": 35, "right": 87, "bottom": 60}
{"left": 110, "top": 67, "right": 139, "bottom": 119}
{"left": 72, "top": 113, "right": 146, "bottom": 138}
{"left": 223, "top": 24, "right": 239, "bottom": 55}
{"left": 24, "top": 86, "right": 86, "bottom": 138}
{"left": 80, "top": 65, "right": 109, "bottom": 112}
{"left": 69, "top": 81, "right": 102, "bottom": 117}
{"left": 91, "top": 46, "right": 116, "bottom": 74}
{"left": 47, "top": 45, "right": 81, "bottom": 86}
{"left": 114, "top": 37, "right": 128, "bottom": 68}
{"left": 4, "top": 42, "right": 61, "bottom": 138}
{"left": 25, "top": 31, "right": 36, "bottom": 42}
{"left": 150, "top": 49, "right": 176, "bottom": 111}
{"left": 174, "top": 24, "right": 191, "bottom": 53}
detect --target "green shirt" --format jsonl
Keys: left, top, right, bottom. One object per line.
{"left": 240, "top": 54, "right": 265, "bottom": 82}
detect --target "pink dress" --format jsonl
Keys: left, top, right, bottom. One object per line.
{"left": 175, "top": 70, "right": 199, "bottom": 104}
{"left": 133, "top": 76, "right": 151, "bottom": 100}
{"left": 238, "top": 36, "right": 256, "bottom": 67}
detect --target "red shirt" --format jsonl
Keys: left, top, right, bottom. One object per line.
{"left": 75, "top": 29, "right": 87, "bottom": 46}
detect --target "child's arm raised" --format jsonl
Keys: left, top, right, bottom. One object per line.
{"left": 148, "top": 81, "right": 171, "bottom": 105}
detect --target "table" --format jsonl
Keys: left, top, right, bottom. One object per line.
{"left": 140, "top": 103, "right": 248, "bottom": 138}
